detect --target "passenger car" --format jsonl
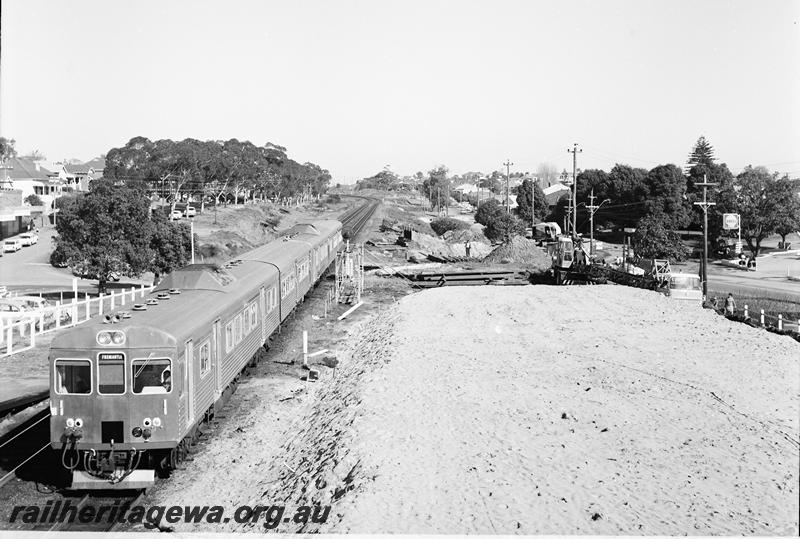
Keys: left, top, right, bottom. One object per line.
{"left": 170, "top": 210, "right": 183, "bottom": 220}
{"left": 49, "top": 220, "right": 343, "bottom": 489}
{"left": 184, "top": 206, "right": 196, "bottom": 218}
{"left": 668, "top": 273, "right": 702, "bottom": 302}
{"left": 0, "top": 298, "right": 30, "bottom": 324}
{"left": 19, "top": 232, "right": 39, "bottom": 246}
{"left": 3, "top": 238, "right": 23, "bottom": 252}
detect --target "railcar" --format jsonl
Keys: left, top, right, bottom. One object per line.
{"left": 49, "top": 220, "right": 342, "bottom": 489}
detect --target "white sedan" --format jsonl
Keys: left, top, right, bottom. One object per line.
{"left": 19, "top": 232, "right": 38, "bottom": 246}
{"left": 3, "top": 238, "right": 23, "bottom": 252}
{"left": 170, "top": 210, "right": 183, "bottom": 221}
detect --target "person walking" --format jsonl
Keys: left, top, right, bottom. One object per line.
{"left": 465, "top": 241, "right": 471, "bottom": 258}
{"left": 724, "top": 293, "right": 736, "bottom": 316}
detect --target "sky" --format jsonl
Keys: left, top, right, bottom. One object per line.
{"left": 2, "top": 0, "right": 799, "bottom": 182}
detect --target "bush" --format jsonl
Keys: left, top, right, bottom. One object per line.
{"left": 24, "top": 194, "right": 43, "bottom": 206}
{"left": 326, "top": 194, "right": 342, "bottom": 204}
{"left": 484, "top": 213, "right": 525, "bottom": 243}
{"left": 475, "top": 199, "right": 504, "bottom": 227}
{"left": 430, "top": 217, "right": 469, "bottom": 236}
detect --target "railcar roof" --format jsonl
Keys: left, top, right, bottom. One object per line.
{"left": 52, "top": 220, "right": 341, "bottom": 346}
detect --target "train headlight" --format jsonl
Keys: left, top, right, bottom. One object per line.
{"left": 143, "top": 417, "right": 152, "bottom": 428}
{"left": 65, "top": 418, "right": 75, "bottom": 428}
{"left": 142, "top": 428, "right": 152, "bottom": 440}
{"left": 152, "top": 417, "right": 162, "bottom": 428}
{"left": 132, "top": 427, "right": 143, "bottom": 438}
{"left": 74, "top": 418, "right": 84, "bottom": 428}
{"left": 97, "top": 330, "right": 125, "bottom": 346}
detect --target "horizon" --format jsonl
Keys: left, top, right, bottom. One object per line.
{"left": 2, "top": 0, "right": 798, "bottom": 183}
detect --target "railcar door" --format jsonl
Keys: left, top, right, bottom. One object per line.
{"left": 185, "top": 340, "right": 195, "bottom": 425}
{"left": 259, "top": 287, "right": 267, "bottom": 343}
{"left": 212, "top": 320, "right": 221, "bottom": 397}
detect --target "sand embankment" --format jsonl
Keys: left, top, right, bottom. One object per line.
{"left": 238, "top": 286, "right": 799, "bottom": 535}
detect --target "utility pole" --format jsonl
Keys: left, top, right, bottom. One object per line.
{"left": 530, "top": 177, "right": 536, "bottom": 234}
{"left": 586, "top": 189, "right": 611, "bottom": 257}
{"left": 503, "top": 160, "right": 513, "bottom": 215}
{"left": 693, "top": 175, "right": 718, "bottom": 300}
{"left": 567, "top": 143, "right": 582, "bottom": 237}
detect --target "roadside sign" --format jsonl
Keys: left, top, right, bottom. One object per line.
{"left": 723, "top": 213, "right": 740, "bottom": 230}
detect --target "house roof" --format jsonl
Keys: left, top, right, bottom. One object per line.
{"left": 64, "top": 163, "right": 92, "bottom": 174}
{"left": 3, "top": 158, "right": 52, "bottom": 180}
{"left": 83, "top": 157, "right": 105, "bottom": 170}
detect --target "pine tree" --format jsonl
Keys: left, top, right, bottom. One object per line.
{"left": 687, "top": 136, "right": 715, "bottom": 168}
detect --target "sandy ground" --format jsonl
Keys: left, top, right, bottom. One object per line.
{"left": 230, "top": 285, "right": 798, "bottom": 535}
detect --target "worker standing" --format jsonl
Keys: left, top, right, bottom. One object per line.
{"left": 724, "top": 293, "right": 736, "bottom": 316}
{"left": 465, "top": 241, "right": 471, "bottom": 258}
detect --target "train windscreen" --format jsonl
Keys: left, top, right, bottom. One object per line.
{"left": 132, "top": 358, "right": 172, "bottom": 394}
{"left": 55, "top": 359, "right": 91, "bottom": 394}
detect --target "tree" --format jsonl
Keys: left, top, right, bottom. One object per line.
{"left": 774, "top": 180, "right": 800, "bottom": 246}
{"left": 0, "top": 137, "right": 16, "bottom": 161}
{"left": 24, "top": 194, "right": 43, "bottom": 206}
{"left": 421, "top": 166, "right": 450, "bottom": 211}
{"left": 357, "top": 170, "right": 399, "bottom": 191}
{"left": 536, "top": 163, "right": 560, "bottom": 187}
{"left": 547, "top": 194, "right": 571, "bottom": 229}
{"left": 474, "top": 198, "right": 504, "bottom": 227}
{"left": 514, "top": 179, "right": 548, "bottom": 225}
{"left": 150, "top": 210, "right": 192, "bottom": 284}
{"left": 484, "top": 213, "right": 525, "bottom": 243}
{"left": 631, "top": 214, "right": 690, "bottom": 261}
{"left": 716, "top": 166, "right": 798, "bottom": 256}
{"left": 53, "top": 182, "right": 154, "bottom": 293}
{"left": 604, "top": 164, "right": 650, "bottom": 226}
{"left": 643, "top": 164, "right": 691, "bottom": 229}
{"left": 686, "top": 136, "right": 715, "bottom": 170}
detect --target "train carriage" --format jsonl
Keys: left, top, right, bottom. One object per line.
{"left": 49, "top": 220, "right": 342, "bottom": 489}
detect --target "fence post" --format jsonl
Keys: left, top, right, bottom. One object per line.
{"left": 30, "top": 320, "right": 35, "bottom": 347}
{"left": 121, "top": 289, "right": 126, "bottom": 306}
{"left": 6, "top": 324, "right": 12, "bottom": 355}
{"left": 85, "top": 293, "right": 91, "bottom": 321}
{"left": 744, "top": 304, "right": 748, "bottom": 318}
{"left": 777, "top": 314, "right": 783, "bottom": 331}
{"left": 760, "top": 309, "right": 765, "bottom": 326}
{"left": 140, "top": 284, "right": 145, "bottom": 298}
{"left": 98, "top": 294, "right": 104, "bottom": 316}
{"left": 130, "top": 287, "right": 136, "bottom": 303}
{"left": 0, "top": 320, "right": 4, "bottom": 345}
{"left": 111, "top": 291, "right": 116, "bottom": 311}
{"left": 55, "top": 302, "right": 61, "bottom": 329}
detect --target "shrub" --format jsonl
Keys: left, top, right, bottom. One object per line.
{"left": 430, "top": 217, "right": 469, "bottom": 236}
{"left": 474, "top": 199, "right": 504, "bottom": 227}
{"left": 24, "top": 194, "right": 43, "bottom": 206}
{"left": 484, "top": 213, "right": 525, "bottom": 242}
{"left": 326, "top": 194, "right": 341, "bottom": 204}
{"left": 632, "top": 214, "right": 691, "bottom": 261}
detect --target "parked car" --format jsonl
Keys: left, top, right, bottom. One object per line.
{"left": 184, "top": 206, "right": 197, "bottom": 218}
{"left": 14, "top": 295, "right": 64, "bottom": 325}
{"left": 170, "top": 210, "right": 183, "bottom": 220}
{"left": 3, "top": 238, "right": 23, "bottom": 252}
{"left": 0, "top": 298, "right": 31, "bottom": 325}
{"left": 18, "top": 232, "right": 38, "bottom": 246}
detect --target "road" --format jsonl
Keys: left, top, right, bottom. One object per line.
{"left": 0, "top": 226, "right": 151, "bottom": 295}
{"left": 707, "top": 251, "right": 800, "bottom": 300}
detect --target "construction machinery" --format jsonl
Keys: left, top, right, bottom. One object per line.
{"left": 550, "top": 235, "right": 605, "bottom": 285}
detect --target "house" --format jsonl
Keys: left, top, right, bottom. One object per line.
{"left": 454, "top": 183, "right": 478, "bottom": 195}
{"left": 543, "top": 183, "right": 571, "bottom": 208}
{"left": 43, "top": 156, "right": 104, "bottom": 192}
{"left": 0, "top": 190, "right": 33, "bottom": 240}
{"left": 0, "top": 157, "right": 64, "bottom": 210}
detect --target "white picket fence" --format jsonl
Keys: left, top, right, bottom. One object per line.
{"left": 1, "top": 284, "right": 156, "bottom": 358}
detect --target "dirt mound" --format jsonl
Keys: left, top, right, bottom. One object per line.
{"left": 482, "top": 236, "right": 551, "bottom": 271}
{"left": 236, "top": 286, "right": 799, "bottom": 534}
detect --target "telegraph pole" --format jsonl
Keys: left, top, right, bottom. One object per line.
{"left": 567, "top": 143, "right": 582, "bottom": 237}
{"left": 503, "top": 160, "right": 513, "bottom": 215}
{"left": 586, "top": 189, "right": 611, "bottom": 257}
{"left": 531, "top": 177, "right": 536, "bottom": 234}
{"left": 693, "top": 175, "right": 718, "bottom": 300}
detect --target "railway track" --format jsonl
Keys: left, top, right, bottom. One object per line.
{"left": 338, "top": 195, "right": 380, "bottom": 239}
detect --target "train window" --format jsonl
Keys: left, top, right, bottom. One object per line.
{"left": 249, "top": 303, "right": 258, "bottom": 329}
{"left": 199, "top": 341, "right": 210, "bottom": 376}
{"left": 55, "top": 359, "right": 91, "bottom": 395}
{"left": 234, "top": 314, "right": 243, "bottom": 344}
{"left": 225, "top": 322, "right": 234, "bottom": 353}
{"left": 243, "top": 307, "right": 251, "bottom": 334}
{"left": 98, "top": 353, "right": 125, "bottom": 394}
{"left": 132, "top": 358, "right": 171, "bottom": 394}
